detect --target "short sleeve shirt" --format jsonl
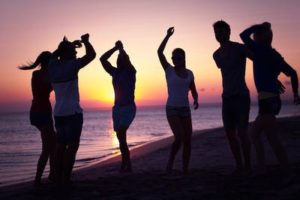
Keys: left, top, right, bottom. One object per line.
{"left": 165, "top": 65, "right": 194, "bottom": 107}
{"left": 48, "top": 59, "right": 82, "bottom": 116}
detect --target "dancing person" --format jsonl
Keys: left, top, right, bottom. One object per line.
{"left": 240, "top": 22, "right": 300, "bottom": 179}
{"left": 158, "top": 27, "right": 199, "bottom": 174}
{"left": 19, "top": 51, "right": 56, "bottom": 185}
{"left": 48, "top": 34, "right": 96, "bottom": 186}
{"left": 213, "top": 20, "right": 252, "bottom": 174}
{"left": 100, "top": 41, "right": 136, "bottom": 172}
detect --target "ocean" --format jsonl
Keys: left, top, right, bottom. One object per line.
{"left": 0, "top": 103, "right": 299, "bottom": 186}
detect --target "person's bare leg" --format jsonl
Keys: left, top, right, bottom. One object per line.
{"left": 48, "top": 128, "right": 56, "bottom": 181}
{"left": 116, "top": 128, "right": 131, "bottom": 172}
{"left": 166, "top": 116, "right": 184, "bottom": 173}
{"left": 54, "top": 143, "right": 65, "bottom": 184}
{"left": 264, "top": 117, "right": 289, "bottom": 171}
{"left": 181, "top": 117, "right": 192, "bottom": 174}
{"left": 238, "top": 129, "right": 251, "bottom": 171}
{"left": 35, "top": 126, "right": 51, "bottom": 185}
{"left": 62, "top": 141, "right": 79, "bottom": 184}
{"left": 253, "top": 115, "right": 266, "bottom": 174}
{"left": 226, "top": 129, "right": 243, "bottom": 171}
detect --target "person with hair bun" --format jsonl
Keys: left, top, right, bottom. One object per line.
{"left": 100, "top": 40, "right": 136, "bottom": 173}
{"left": 19, "top": 51, "right": 56, "bottom": 185}
{"left": 48, "top": 34, "right": 96, "bottom": 186}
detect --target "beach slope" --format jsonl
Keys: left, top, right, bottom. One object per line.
{"left": 1, "top": 116, "right": 300, "bottom": 199}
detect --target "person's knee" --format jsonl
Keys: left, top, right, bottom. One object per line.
{"left": 183, "top": 139, "right": 191, "bottom": 148}
{"left": 173, "top": 137, "right": 182, "bottom": 147}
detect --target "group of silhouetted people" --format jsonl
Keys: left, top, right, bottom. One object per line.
{"left": 19, "top": 21, "right": 299, "bottom": 188}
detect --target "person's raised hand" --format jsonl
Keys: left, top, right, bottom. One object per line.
{"left": 167, "top": 27, "right": 174, "bottom": 37}
{"left": 73, "top": 40, "right": 82, "bottom": 48}
{"left": 115, "top": 40, "right": 123, "bottom": 50}
{"left": 81, "top": 33, "right": 90, "bottom": 43}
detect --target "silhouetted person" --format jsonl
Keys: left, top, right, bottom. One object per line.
{"left": 240, "top": 22, "right": 300, "bottom": 180}
{"left": 100, "top": 41, "right": 136, "bottom": 172}
{"left": 48, "top": 34, "right": 96, "bottom": 186}
{"left": 213, "top": 20, "right": 252, "bottom": 174}
{"left": 158, "top": 27, "right": 199, "bottom": 174}
{"left": 19, "top": 51, "right": 56, "bottom": 185}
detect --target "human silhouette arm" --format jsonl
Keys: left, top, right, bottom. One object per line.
{"left": 79, "top": 34, "right": 96, "bottom": 68}
{"left": 100, "top": 45, "right": 118, "bottom": 74}
{"left": 116, "top": 40, "right": 136, "bottom": 71}
{"left": 240, "top": 25, "right": 261, "bottom": 50}
{"left": 277, "top": 80, "right": 286, "bottom": 94}
{"left": 157, "top": 27, "right": 174, "bottom": 70}
{"left": 279, "top": 61, "right": 299, "bottom": 104}
{"left": 190, "top": 80, "right": 199, "bottom": 110}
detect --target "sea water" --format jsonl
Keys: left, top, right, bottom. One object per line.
{"left": 0, "top": 103, "right": 299, "bottom": 186}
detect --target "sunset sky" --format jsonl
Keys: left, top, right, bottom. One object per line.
{"left": 0, "top": 0, "right": 300, "bottom": 112}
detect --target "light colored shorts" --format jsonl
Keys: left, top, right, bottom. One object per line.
{"left": 112, "top": 104, "right": 136, "bottom": 132}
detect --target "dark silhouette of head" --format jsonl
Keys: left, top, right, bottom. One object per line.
{"left": 172, "top": 48, "right": 186, "bottom": 67}
{"left": 213, "top": 20, "right": 231, "bottom": 44}
{"left": 19, "top": 51, "right": 52, "bottom": 70}
{"left": 254, "top": 22, "right": 273, "bottom": 46}
{"left": 58, "top": 37, "right": 77, "bottom": 60}
{"left": 117, "top": 52, "right": 132, "bottom": 69}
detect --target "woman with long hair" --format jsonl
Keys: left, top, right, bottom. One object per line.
{"left": 100, "top": 41, "right": 136, "bottom": 172}
{"left": 19, "top": 51, "right": 56, "bottom": 185}
{"left": 158, "top": 27, "right": 199, "bottom": 174}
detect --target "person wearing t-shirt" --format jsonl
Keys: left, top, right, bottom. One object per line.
{"left": 100, "top": 41, "right": 136, "bottom": 173}
{"left": 213, "top": 20, "right": 252, "bottom": 174}
{"left": 48, "top": 34, "right": 96, "bottom": 185}
{"left": 158, "top": 27, "right": 199, "bottom": 174}
{"left": 240, "top": 22, "right": 300, "bottom": 179}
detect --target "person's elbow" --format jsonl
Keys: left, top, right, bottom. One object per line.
{"left": 99, "top": 55, "right": 106, "bottom": 64}
{"left": 157, "top": 48, "right": 163, "bottom": 55}
{"left": 239, "top": 32, "right": 246, "bottom": 41}
{"left": 91, "top": 51, "right": 96, "bottom": 60}
{"left": 290, "top": 68, "right": 298, "bottom": 80}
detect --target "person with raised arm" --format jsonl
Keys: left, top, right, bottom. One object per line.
{"left": 240, "top": 22, "right": 300, "bottom": 180}
{"left": 100, "top": 41, "right": 136, "bottom": 172}
{"left": 48, "top": 34, "right": 96, "bottom": 186}
{"left": 19, "top": 51, "right": 56, "bottom": 185}
{"left": 158, "top": 27, "right": 198, "bottom": 174}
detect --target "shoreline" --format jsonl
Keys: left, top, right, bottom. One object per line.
{"left": 0, "top": 126, "right": 222, "bottom": 190}
{"left": 1, "top": 115, "right": 300, "bottom": 199}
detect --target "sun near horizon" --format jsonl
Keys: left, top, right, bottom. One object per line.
{"left": 1, "top": 0, "right": 300, "bottom": 112}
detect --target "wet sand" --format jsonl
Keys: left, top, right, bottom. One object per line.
{"left": 1, "top": 116, "right": 300, "bottom": 199}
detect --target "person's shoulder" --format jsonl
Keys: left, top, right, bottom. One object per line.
{"left": 213, "top": 47, "right": 221, "bottom": 59}
{"left": 31, "top": 70, "right": 40, "bottom": 78}
{"left": 231, "top": 41, "right": 245, "bottom": 49}
{"left": 186, "top": 68, "right": 194, "bottom": 76}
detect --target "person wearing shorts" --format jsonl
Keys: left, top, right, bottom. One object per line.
{"left": 19, "top": 51, "right": 56, "bottom": 185}
{"left": 100, "top": 41, "right": 136, "bottom": 172}
{"left": 158, "top": 27, "right": 199, "bottom": 174}
{"left": 48, "top": 34, "right": 96, "bottom": 185}
{"left": 213, "top": 20, "right": 252, "bottom": 174}
{"left": 241, "top": 22, "right": 300, "bottom": 178}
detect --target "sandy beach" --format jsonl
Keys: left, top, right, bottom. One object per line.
{"left": 1, "top": 116, "right": 300, "bottom": 200}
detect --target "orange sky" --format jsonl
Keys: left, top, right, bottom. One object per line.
{"left": 1, "top": 0, "right": 300, "bottom": 112}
